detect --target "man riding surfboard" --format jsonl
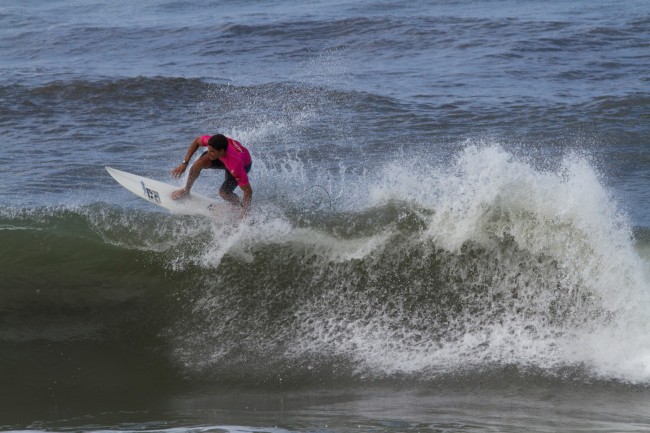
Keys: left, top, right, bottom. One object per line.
{"left": 171, "top": 134, "right": 252, "bottom": 217}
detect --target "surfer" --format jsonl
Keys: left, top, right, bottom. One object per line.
{"left": 171, "top": 134, "right": 252, "bottom": 216}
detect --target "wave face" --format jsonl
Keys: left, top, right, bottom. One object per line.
{"left": 168, "top": 145, "right": 650, "bottom": 385}
{"left": 4, "top": 145, "right": 650, "bottom": 387}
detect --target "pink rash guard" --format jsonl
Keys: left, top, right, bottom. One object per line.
{"left": 199, "top": 135, "right": 252, "bottom": 187}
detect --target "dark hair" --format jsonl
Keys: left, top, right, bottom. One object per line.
{"left": 207, "top": 134, "right": 228, "bottom": 151}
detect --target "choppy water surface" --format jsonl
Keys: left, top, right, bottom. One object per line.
{"left": 2, "top": 0, "right": 650, "bottom": 431}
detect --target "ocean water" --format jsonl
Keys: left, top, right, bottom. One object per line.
{"left": 2, "top": 0, "right": 650, "bottom": 431}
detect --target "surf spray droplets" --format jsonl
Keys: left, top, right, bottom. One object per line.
{"left": 167, "top": 143, "right": 650, "bottom": 384}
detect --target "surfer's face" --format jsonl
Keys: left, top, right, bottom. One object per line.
{"left": 207, "top": 146, "right": 226, "bottom": 160}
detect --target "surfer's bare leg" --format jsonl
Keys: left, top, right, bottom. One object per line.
{"left": 172, "top": 155, "right": 211, "bottom": 200}
{"left": 219, "top": 189, "right": 241, "bottom": 206}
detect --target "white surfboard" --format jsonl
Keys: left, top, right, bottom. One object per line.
{"left": 106, "top": 166, "right": 230, "bottom": 217}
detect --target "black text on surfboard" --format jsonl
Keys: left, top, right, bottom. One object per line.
{"left": 141, "top": 181, "right": 161, "bottom": 204}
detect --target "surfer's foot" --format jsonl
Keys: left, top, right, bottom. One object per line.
{"left": 171, "top": 188, "right": 189, "bottom": 200}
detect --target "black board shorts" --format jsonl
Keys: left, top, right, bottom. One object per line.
{"left": 201, "top": 151, "right": 252, "bottom": 194}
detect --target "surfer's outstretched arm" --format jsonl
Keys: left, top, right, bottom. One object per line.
{"left": 241, "top": 184, "right": 252, "bottom": 217}
{"left": 171, "top": 137, "right": 202, "bottom": 179}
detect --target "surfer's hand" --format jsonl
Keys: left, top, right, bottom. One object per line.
{"left": 171, "top": 188, "right": 189, "bottom": 200}
{"left": 172, "top": 164, "right": 187, "bottom": 179}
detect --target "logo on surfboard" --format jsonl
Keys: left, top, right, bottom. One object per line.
{"left": 141, "top": 181, "right": 161, "bottom": 203}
